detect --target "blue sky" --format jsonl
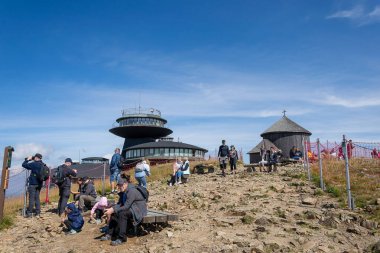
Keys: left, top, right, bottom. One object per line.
{"left": 1, "top": 0, "right": 380, "bottom": 181}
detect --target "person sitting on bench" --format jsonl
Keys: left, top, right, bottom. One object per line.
{"left": 268, "top": 147, "right": 279, "bottom": 173}
{"left": 178, "top": 157, "right": 190, "bottom": 183}
{"left": 101, "top": 176, "right": 148, "bottom": 246}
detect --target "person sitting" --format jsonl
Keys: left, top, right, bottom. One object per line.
{"left": 101, "top": 176, "right": 148, "bottom": 246}
{"left": 78, "top": 176, "right": 97, "bottom": 212}
{"left": 289, "top": 146, "right": 297, "bottom": 159}
{"left": 134, "top": 158, "right": 151, "bottom": 188}
{"left": 90, "top": 196, "right": 109, "bottom": 225}
{"left": 61, "top": 203, "right": 84, "bottom": 235}
{"left": 169, "top": 157, "right": 182, "bottom": 186}
{"left": 179, "top": 157, "right": 190, "bottom": 182}
{"left": 293, "top": 148, "right": 303, "bottom": 161}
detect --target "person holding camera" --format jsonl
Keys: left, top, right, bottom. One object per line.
{"left": 22, "top": 153, "right": 44, "bottom": 218}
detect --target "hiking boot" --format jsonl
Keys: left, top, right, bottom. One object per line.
{"left": 66, "top": 229, "right": 77, "bottom": 235}
{"left": 100, "top": 234, "right": 111, "bottom": 241}
{"left": 111, "top": 238, "right": 126, "bottom": 246}
{"left": 100, "top": 225, "right": 109, "bottom": 234}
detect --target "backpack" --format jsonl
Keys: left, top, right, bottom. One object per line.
{"left": 135, "top": 185, "right": 149, "bottom": 202}
{"left": 117, "top": 156, "right": 125, "bottom": 169}
{"left": 36, "top": 163, "right": 50, "bottom": 182}
{"left": 135, "top": 162, "right": 144, "bottom": 173}
{"left": 52, "top": 165, "right": 65, "bottom": 185}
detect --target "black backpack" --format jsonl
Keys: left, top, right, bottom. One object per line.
{"left": 52, "top": 166, "right": 65, "bottom": 185}
{"left": 135, "top": 185, "right": 149, "bottom": 202}
{"left": 36, "top": 163, "right": 50, "bottom": 182}
{"left": 117, "top": 156, "right": 125, "bottom": 169}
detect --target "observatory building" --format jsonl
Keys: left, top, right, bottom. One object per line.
{"left": 109, "top": 108, "right": 207, "bottom": 164}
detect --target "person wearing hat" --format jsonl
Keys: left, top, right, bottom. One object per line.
{"left": 77, "top": 176, "right": 97, "bottom": 212}
{"left": 101, "top": 176, "right": 147, "bottom": 246}
{"left": 57, "top": 158, "right": 78, "bottom": 217}
{"left": 22, "top": 153, "right": 45, "bottom": 217}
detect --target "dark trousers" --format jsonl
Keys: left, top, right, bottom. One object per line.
{"left": 64, "top": 220, "right": 81, "bottom": 232}
{"left": 108, "top": 209, "right": 133, "bottom": 240}
{"left": 58, "top": 186, "right": 71, "bottom": 216}
{"left": 95, "top": 209, "right": 104, "bottom": 220}
{"left": 28, "top": 185, "right": 41, "bottom": 215}
{"left": 230, "top": 161, "right": 237, "bottom": 171}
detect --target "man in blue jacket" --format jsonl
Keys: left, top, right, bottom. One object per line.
{"left": 109, "top": 148, "right": 121, "bottom": 193}
{"left": 22, "top": 153, "right": 44, "bottom": 218}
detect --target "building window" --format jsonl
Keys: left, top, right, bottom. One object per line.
{"left": 164, "top": 148, "right": 169, "bottom": 156}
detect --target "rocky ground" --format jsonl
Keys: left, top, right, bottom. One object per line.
{"left": 1, "top": 165, "right": 380, "bottom": 253}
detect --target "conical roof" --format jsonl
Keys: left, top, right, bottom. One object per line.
{"left": 260, "top": 116, "right": 311, "bottom": 136}
{"left": 247, "top": 139, "right": 278, "bottom": 154}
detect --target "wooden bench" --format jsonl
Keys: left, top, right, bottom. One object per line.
{"left": 142, "top": 209, "right": 179, "bottom": 223}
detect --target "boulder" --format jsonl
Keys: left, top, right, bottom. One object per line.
{"left": 302, "top": 197, "right": 317, "bottom": 205}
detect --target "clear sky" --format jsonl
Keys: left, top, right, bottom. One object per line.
{"left": 1, "top": 0, "right": 380, "bottom": 178}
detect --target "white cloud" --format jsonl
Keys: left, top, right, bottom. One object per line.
{"left": 12, "top": 143, "right": 53, "bottom": 161}
{"left": 327, "top": 5, "right": 380, "bottom": 25}
{"left": 315, "top": 95, "right": 380, "bottom": 108}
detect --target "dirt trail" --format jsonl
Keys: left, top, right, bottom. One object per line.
{"left": 0, "top": 166, "right": 379, "bottom": 253}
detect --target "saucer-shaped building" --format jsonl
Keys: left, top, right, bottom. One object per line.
{"left": 110, "top": 108, "right": 207, "bottom": 164}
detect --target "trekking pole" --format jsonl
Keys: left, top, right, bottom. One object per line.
{"left": 23, "top": 169, "right": 29, "bottom": 217}
{"left": 102, "top": 162, "right": 106, "bottom": 195}
{"left": 342, "top": 135, "right": 353, "bottom": 210}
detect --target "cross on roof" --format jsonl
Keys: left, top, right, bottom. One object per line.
{"left": 282, "top": 110, "right": 287, "bottom": 116}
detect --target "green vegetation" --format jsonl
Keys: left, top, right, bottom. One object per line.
{"left": 241, "top": 215, "right": 254, "bottom": 224}
{"left": 310, "top": 158, "right": 380, "bottom": 221}
{"left": 0, "top": 215, "right": 14, "bottom": 230}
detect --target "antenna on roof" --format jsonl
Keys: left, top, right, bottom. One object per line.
{"left": 282, "top": 110, "right": 287, "bottom": 117}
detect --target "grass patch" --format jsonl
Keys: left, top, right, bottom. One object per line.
{"left": 241, "top": 215, "right": 254, "bottom": 224}
{"left": 0, "top": 215, "right": 14, "bottom": 230}
{"left": 310, "top": 158, "right": 380, "bottom": 221}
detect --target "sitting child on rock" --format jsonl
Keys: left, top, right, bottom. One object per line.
{"left": 62, "top": 203, "right": 84, "bottom": 235}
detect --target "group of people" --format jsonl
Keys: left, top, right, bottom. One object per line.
{"left": 22, "top": 149, "right": 149, "bottom": 246}
{"left": 289, "top": 146, "right": 303, "bottom": 161}
{"left": 259, "top": 146, "right": 282, "bottom": 172}
{"left": 218, "top": 140, "right": 239, "bottom": 177}
{"left": 169, "top": 157, "right": 190, "bottom": 186}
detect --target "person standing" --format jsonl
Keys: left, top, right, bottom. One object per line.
{"left": 134, "top": 158, "right": 151, "bottom": 188}
{"left": 22, "top": 153, "right": 44, "bottom": 217}
{"left": 218, "top": 140, "right": 229, "bottom": 177}
{"left": 110, "top": 148, "right": 121, "bottom": 193}
{"left": 347, "top": 140, "right": 354, "bottom": 159}
{"left": 229, "top": 145, "right": 239, "bottom": 175}
{"left": 57, "top": 158, "right": 77, "bottom": 216}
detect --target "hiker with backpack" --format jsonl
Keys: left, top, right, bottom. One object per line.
{"left": 22, "top": 153, "right": 48, "bottom": 218}
{"left": 110, "top": 148, "right": 122, "bottom": 193}
{"left": 134, "top": 158, "right": 150, "bottom": 188}
{"left": 55, "top": 158, "right": 77, "bottom": 217}
{"left": 101, "top": 175, "right": 148, "bottom": 246}
{"left": 218, "top": 140, "right": 230, "bottom": 177}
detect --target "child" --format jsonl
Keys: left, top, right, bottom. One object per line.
{"left": 90, "top": 196, "right": 109, "bottom": 225}
{"left": 62, "top": 203, "right": 84, "bottom": 235}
